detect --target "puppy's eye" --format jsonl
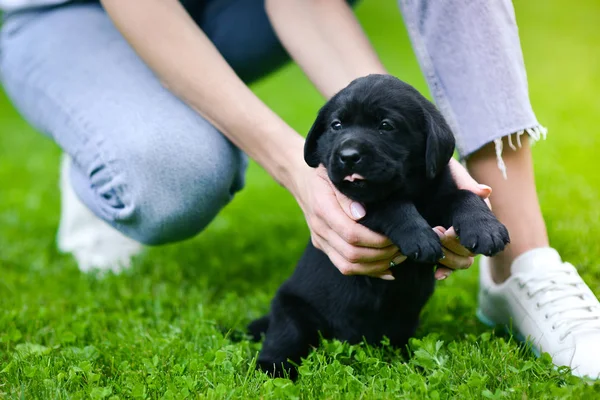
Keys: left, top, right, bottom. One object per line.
{"left": 379, "top": 120, "right": 394, "bottom": 132}
{"left": 331, "top": 120, "right": 342, "bottom": 131}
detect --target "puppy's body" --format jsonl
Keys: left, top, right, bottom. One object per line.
{"left": 252, "top": 236, "right": 435, "bottom": 346}
{"left": 249, "top": 75, "right": 510, "bottom": 378}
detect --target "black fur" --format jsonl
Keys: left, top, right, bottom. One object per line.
{"left": 249, "top": 74, "right": 510, "bottom": 379}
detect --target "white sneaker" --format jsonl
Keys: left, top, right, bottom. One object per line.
{"left": 57, "top": 154, "right": 143, "bottom": 273}
{"left": 477, "top": 247, "right": 600, "bottom": 379}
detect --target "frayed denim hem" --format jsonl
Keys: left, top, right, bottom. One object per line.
{"left": 492, "top": 125, "right": 548, "bottom": 179}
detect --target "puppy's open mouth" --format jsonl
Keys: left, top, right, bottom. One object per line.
{"left": 343, "top": 173, "right": 365, "bottom": 182}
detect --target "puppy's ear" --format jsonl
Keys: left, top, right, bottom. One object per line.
{"left": 304, "top": 104, "right": 330, "bottom": 168}
{"left": 424, "top": 106, "right": 456, "bottom": 179}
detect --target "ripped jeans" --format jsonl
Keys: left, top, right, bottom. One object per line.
{"left": 0, "top": 0, "right": 546, "bottom": 245}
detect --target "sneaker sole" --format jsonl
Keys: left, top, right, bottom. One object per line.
{"left": 475, "top": 308, "right": 541, "bottom": 358}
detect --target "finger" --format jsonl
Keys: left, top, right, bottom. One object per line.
{"left": 433, "top": 228, "right": 472, "bottom": 269}
{"left": 328, "top": 248, "right": 391, "bottom": 280}
{"left": 330, "top": 218, "right": 391, "bottom": 249}
{"left": 310, "top": 209, "right": 394, "bottom": 264}
{"left": 318, "top": 237, "right": 395, "bottom": 278}
{"left": 315, "top": 165, "right": 392, "bottom": 248}
{"left": 475, "top": 185, "right": 492, "bottom": 200}
{"left": 449, "top": 158, "right": 483, "bottom": 193}
{"left": 335, "top": 189, "right": 367, "bottom": 221}
{"left": 368, "top": 269, "right": 396, "bottom": 281}
{"left": 345, "top": 259, "right": 396, "bottom": 276}
{"left": 364, "top": 253, "right": 407, "bottom": 280}
{"left": 318, "top": 195, "right": 392, "bottom": 248}
{"left": 448, "top": 159, "right": 493, "bottom": 209}
{"left": 317, "top": 165, "right": 368, "bottom": 221}
{"left": 390, "top": 252, "right": 407, "bottom": 266}
{"left": 435, "top": 267, "right": 453, "bottom": 280}
{"left": 309, "top": 228, "right": 326, "bottom": 252}
{"left": 325, "top": 228, "right": 400, "bottom": 264}
{"left": 444, "top": 227, "right": 476, "bottom": 257}
{"left": 483, "top": 197, "right": 492, "bottom": 210}
{"left": 433, "top": 228, "right": 474, "bottom": 269}
{"left": 354, "top": 252, "right": 407, "bottom": 276}
{"left": 434, "top": 226, "right": 475, "bottom": 257}
{"left": 438, "top": 249, "right": 474, "bottom": 270}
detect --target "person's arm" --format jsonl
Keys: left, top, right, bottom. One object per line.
{"left": 100, "top": 0, "right": 478, "bottom": 279}
{"left": 265, "top": 0, "right": 387, "bottom": 98}
{"left": 266, "top": 0, "right": 488, "bottom": 278}
{"left": 100, "top": 0, "right": 303, "bottom": 189}
{"left": 99, "top": 0, "right": 398, "bottom": 279}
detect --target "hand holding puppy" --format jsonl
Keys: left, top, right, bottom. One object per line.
{"left": 432, "top": 158, "right": 494, "bottom": 279}
{"left": 293, "top": 159, "right": 493, "bottom": 281}
{"left": 293, "top": 164, "right": 401, "bottom": 281}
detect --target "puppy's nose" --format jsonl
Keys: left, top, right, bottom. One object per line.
{"left": 339, "top": 148, "right": 362, "bottom": 167}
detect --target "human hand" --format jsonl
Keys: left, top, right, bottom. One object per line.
{"left": 291, "top": 165, "right": 405, "bottom": 280}
{"left": 433, "top": 158, "right": 493, "bottom": 280}
{"left": 290, "top": 160, "right": 491, "bottom": 281}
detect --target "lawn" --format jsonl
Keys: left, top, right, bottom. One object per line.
{"left": 1, "top": 0, "right": 600, "bottom": 398}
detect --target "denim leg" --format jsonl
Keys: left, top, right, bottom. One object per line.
{"left": 196, "top": 0, "right": 360, "bottom": 83}
{"left": 0, "top": 2, "right": 287, "bottom": 245}
{"left": 397, "top": 0, "right": 547, "bottom": 178}
{"left": 197, "top": 0, "right": 291, "bottom": 83}
{"left": 0, "top": 0, "right": 362, "bottom": 244}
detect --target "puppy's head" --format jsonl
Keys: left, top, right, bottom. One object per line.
{"left": 304, "top": 74, "right": 455, "bottom": 203}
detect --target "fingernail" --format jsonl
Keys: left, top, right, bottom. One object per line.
{"left": 477, "top": 184, "right": 492, "bottom": 192}
{"left": 433, "top": 228, "right": 444, "bottom": 238}
{"left": 392, "top": 255, "right": 407, "bottom": 265}
{"left": 380, "top": 274, "right": 395, "bottom": 281}
{"left": 436, "top": 271, "right": 451, "bottom": 280}
{"left": 350, "top": 202, "right": 366, "bottom": 219}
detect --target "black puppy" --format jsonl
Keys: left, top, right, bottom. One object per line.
{"left": 248, "top": 74, "right": 509, "bottom": 379}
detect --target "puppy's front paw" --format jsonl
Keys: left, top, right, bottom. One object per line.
{"left": 391, "top": 226, "right": 443, "bottom": 263}
{"left": 454, "top": 213, "right": 510, "bottom": 256}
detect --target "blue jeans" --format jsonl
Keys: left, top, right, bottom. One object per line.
{"left": 0, "top": 0, "right": 544, "bottom": 245}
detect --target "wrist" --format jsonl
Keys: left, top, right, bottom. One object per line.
{"left": 256, "top": 127, "right": 307, "bottom": 195}
{"left": 275, "top": 136, "right": 308, "bottom": 196}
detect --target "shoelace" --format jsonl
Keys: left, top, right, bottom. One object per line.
{"left": 517, "top": 263, "right": 600, "bottom": 341}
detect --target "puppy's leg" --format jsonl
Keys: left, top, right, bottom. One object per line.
{"left": 256, "top": 295, "right": 319, "bottom": 380}
{"left": 361, "top": 201, "right": 443, "bottom": 263}
{"left": 247, "top": 315, "right": 270, "bottom": 342}
{"left": 388, "top": 321, "right": 420, "bottom": 350}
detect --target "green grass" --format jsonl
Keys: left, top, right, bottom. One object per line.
{"left": 1, "top": 0, "right": 600, "bottom": 398}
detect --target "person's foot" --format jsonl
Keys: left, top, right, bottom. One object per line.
{"left": 57, "top": 154, "right": 143, "bottom": 273}
{"left": 477, "top": 247, "right": 600, "bottom": 379}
